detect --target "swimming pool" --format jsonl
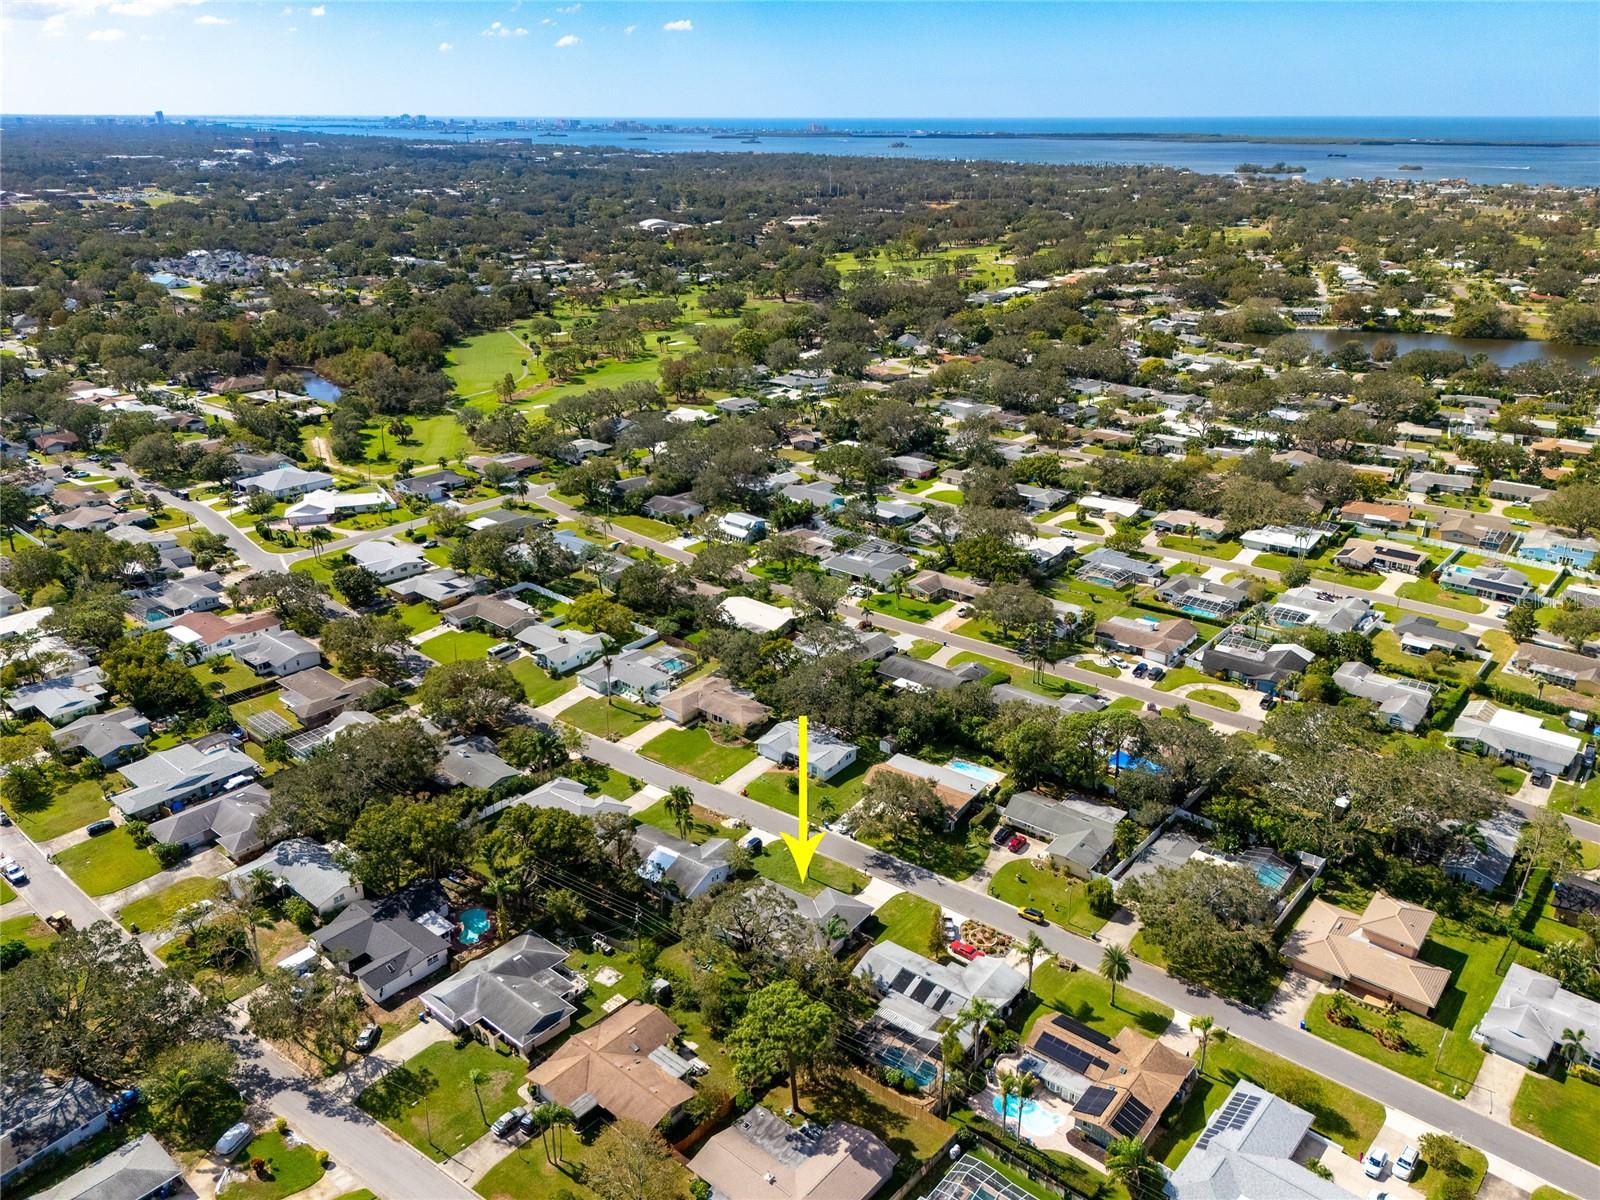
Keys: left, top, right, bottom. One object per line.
{"left": 945, "top": 759, "right": 1004, "bottom": 785}
{"left": 876, "top": 1045, "right": 938, "bottom": 1088}
{"left": 991, "top": 1094, "right": 1065, "bottom": 1138}
{"left": 657, "top": 656, "right": 690, "bottom": 674}
{"left": 459, "top": 907, "right": 491, "bottom": 945}
{"left": 1253, "top": 862, "right": 1292, "bottom": 890}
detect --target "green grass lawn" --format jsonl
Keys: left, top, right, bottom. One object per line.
{"left": 1072, "top": 657, "right": 1120, "bottom": 678}
{"left": 357, "top": 1040, "right": 527, "bottom": 1163}
{"left": 987, "top": 861, "right": 1109, "bottom": 935}
{"left": 53, "top": 827, "right": 161, "bottom": 897}
{"left": 445, "top": 327, "right": 537, "bottom": 399}
{"left": 1398, "top": 579, "right": 1488, "bottom": 614}
{"left": 1512, "top": 1070, "right": 1600, "bottom": 1163}
{"left": 750, "top": 842, "right": 869, "bottom": 896}
{"left": 3, "top": 777, "right": 111, "bottom": 841}
{"left": 634, "top": 795, "right": 723, "bottom": 844}
{"left": 1551, "top": 773, "right": 1600, "bottom": 818}
{"left": 1255, "top": 551, "right": 1387, "bottom": 591}
{"left": 221, "top": 1132, "right": 326, "bottom": 1200}
{"left": 230, "top": 691, "right": 302, "bottom": 731}
{"left": 474, "top": 1135, "right": 612, "bottom": 1200}
{"left": 562, "top": 943, "right": 649, "bottom": 1029}
{"left": 1022, "top": 961, "right": 1173, "bottom": 1041}
{"left": 639, "top": 726, "right": 756, "bottom": 783}
{"left": 948, "top": 651, "right": 1094, "bottom": 699}
{"left": 1412, "top": 1143, "right": 1487, "bottom": 1200}
{"left": 117, "top": 876, "right": 226, "bottom": 933}
{"left": 907, "top": 639, "right": 941, "bottom": 659}
{"left": 508, "top": 657, "right": 575, "bottom": 706}
{"left": 1160, "top": 535, "right": 1240, "bottom": 560}
{"left": 859, "top": 820, "right": 990, "bottom": 881}
{"left": 392, "top": 601, "right": 442, "bottom": 634}
{"left": 419, "top": 630, "right": 503, "bottom": 663}
{"left": 872, "top": 892, "right": 944, "bottom": 957}
{"left": 865, "top": 593, "right": 953, "bottom": 622}
{"left": 1151, "top": 1031, "right": 1385, "bottom": 1166}
{"left": 0, "top": 913, "right": 58, "bottom": 955}
{"left": 611, "top": 513, "right": 679, "bottom": 541}
{"left": 559, "top": 696, "right": 660, "bottom": 740}
{"left": 927, "top": 489, "right": 964, "bottom": 504}
{"left": 191, "top": 655, "right": 266, "bottom": 697}
{"left": 0, "top": 879, "right": 14, "bottom": 904}
{"left": 741, "top": 762, "right": 870, "bottom": 823}
{"left": 1188, "top": 687, "right": 1241, "bottom": 711}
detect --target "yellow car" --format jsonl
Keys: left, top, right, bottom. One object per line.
{"left": 1017, "top": 907, "right": 1048, "bottom": 926}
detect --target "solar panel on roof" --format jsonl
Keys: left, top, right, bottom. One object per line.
{"left": 888, "top": 969, "right": 916, "bottom": 994}
{"left": 1194, "top": 1090, "right": 1261, "bottom": 1151}
{"left": 1074, "top": 1085, "right": 1116, "bottom": 1117}
{"left": 1047, "top": 1014, "right": 1117, "bottom": 1051}
{"left": 1034, "top": 1032, "right": 1107, "bottom": 1076}
{"left": 1110, "top": 1096, "right": 1152, "bottom": 1138}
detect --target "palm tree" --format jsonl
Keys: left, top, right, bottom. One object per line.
{"left": 467, "top": 1067, "right": 489, "bottom": 1123}
{"left": 958, "top": 996, "right": 999, "bottom": 1068}
{"left": 665, "top": 784, "right": 695, "bottom": 841}
{"left": 1105, "top": 1136, "right": 1162, "bottom": 1199}
{"left": 1190, "top": 1014, "right": 1215, "bottom": 1076}
{"left": 147, "top": 1063, "right": 208, "bottom": 1136}
{"left": 308, "top": 525, "right": 332, "bottom": 560}
{"left": 995, "top": 1070, "right": 1017, "bottom": 1139}
{"left": 600, "top": 655, "right": 615, "bottom": 738}
{"left": 546, "top": 1104, "right": 575, "bottom": 1163}
{"left": 936, "top": 1031, "right": 963, "bottom": 1119}
{"left": 1014, "top": 1070, "right": 1038, "bottom": 1139}
{"left": 1100, "top": 944, "right": 1131, "bottom": 1009}
{"left": 524, "top": 1103, "right": 554, "bottom": 1164}
{"left": 1559, "top": 1027, "right": 1588, "bottom": 1067}
{"left": 1021, "top": 933, "right": 1046, "bottom": 995}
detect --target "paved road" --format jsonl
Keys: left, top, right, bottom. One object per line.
{"left": 529, "top": 486, "right": 697, "bottom": 565}
{"left": 576, "top": 735, "right": 1597, "bottom": 1198}
{"left": 1508, "top": 795, "right": 1600, "bottom": 844}
{"left": 844, "top": 603, "right": 1266, "bottom": 734}
{"left": 0, "top": 828, "right": 479, "bottom": 1200}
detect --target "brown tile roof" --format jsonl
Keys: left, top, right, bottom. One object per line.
{"left": 170, "top": 610, "right": 281, "bottom": 645}
{"left": 527, "top": 1002, "right": 694, "bottom": 1127}
{"left": 1282, "top": 896, "right": 1450, "bottom": 1012}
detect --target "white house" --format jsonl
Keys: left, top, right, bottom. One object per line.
{"left": 1474, "top": 964, "right": 1600, "bottom": 1069}
{"left": 283, "top": 488, "right": 395, "bottom": 527}
{"left": 756, "top": 720, "right": 858, "bottom": 782}
{"left": 515, "top": 622, "right": 608, "bottom": 675}
{"left": 1241, "top": 525, "right": 1327, "bottom": 556}
{"left": 718, "top": 512, "right": 767, "bottom": 542}
{"left": 718, "top": 595, "right": 795, "bottom": 635}
{"left": 345, "top": 537, "right": 431, "bottom": 583}
{"left": 235, "top": 466, "right": 335, "bottom": 500}
{"left": 1447, "top": 700, "right": 1582, "bottom": 777}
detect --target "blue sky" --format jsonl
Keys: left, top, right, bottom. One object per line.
{"left": 3, "top": 2, "right": 1595, "bottom": 119}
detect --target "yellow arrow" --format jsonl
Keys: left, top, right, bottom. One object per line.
{"left": 780, "top": 714, "right": 826, "bottom": 882}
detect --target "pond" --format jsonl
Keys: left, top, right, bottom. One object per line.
{"left": 1251, "top": 329, "right": 1597, "bottom": 372}
{"left": 298, "top": 370, "right": 343, "bottom": 402}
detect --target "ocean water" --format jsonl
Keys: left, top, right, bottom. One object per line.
{"left": 198, "top": 115, "right": 1600, "bottom": 186}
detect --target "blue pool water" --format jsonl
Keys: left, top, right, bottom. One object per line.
{"left": 876, "top": 1046, "right": 938, "bottom": 1088}
{"left": 992, "top": 1094, "right": 1065, "bottom": 1138}
{"left": 946, "top": 759, "right": 1004, "bottom": 785}
{"left": 1254, "top": 863, "right": 1292, "bottom": 891}
{"left": 459, "top": 907, "right": 491, "bottom": 945}
{"left": 658, "top": 657, "right": 689, "bottom": 674}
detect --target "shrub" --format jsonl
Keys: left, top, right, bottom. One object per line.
{"left": 284, "top": 897, "right": 317, "bottom": 932}
{"left": 125, "top": 819, "right": 153, "bottom": 848}
{"left": 152, "top": 842, "right": 185, "bottom": 869}
{"left": 1085, "top": 876, "right": 1116, "bottom": 918}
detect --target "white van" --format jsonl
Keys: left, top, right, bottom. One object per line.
{"left": 486, "top": 642, "right": 519, "bottom": 662}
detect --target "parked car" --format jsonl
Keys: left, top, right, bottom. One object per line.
{"left": 949, "top": 940, "right": 982, "bottom": 961}
{"left": 1393, "top": 1146, "right": 1419, "bottom": 1181}
{"left": 487, "top": 642, "right": 519, "bottom": 662}
{"left": 1147, "top": 665, "right": 1166, "bottom": 682}
{"left": 742, "top": 834, "right": 763, "bottom": 853}
{"left": 1, "top": 859, "right": 26, "bottom": 885}
{"left": 992, "top": 825, "right": 1016, "bottom": 847}
{"left": 1132, "top": 662, "right": 1149, "bottom": 678}
{"left": 213, "top": 1122, "right": 253, "bottom": 1159}
{"left": 1006, "top": 834, "right": 1029, "bottom": 853}
{"left": 1145, "top": 702, "right": 1159, "bottom": 713}
{"left": 109, "top": 1088, "right": 141, "bottom": 1122}
{"left": 518, "top": 1108, "right": 543, "bottom": 1135}
{"left": 1363, "top": 1148, "right": 1388, "bottom": 1179}
{"left": 1017, "top": 907, "right": 1048, "bottom": 926}
{"left": 354, "top": 1025, "right": 381, "bottom": 1053}
{"left": 86, "top": 819, "right": 116, "bottom": 836}
{"left": 943, "top": 917, "right": 960, "bottom": 942}
{"left": 492, "top": 1108, "right": 526, "bottom": 1138}
{"left": 0, "top": 810, "right": 10, "bottom": 826}
{"left": 1530, "top": 770, "right": 1551, "bottom": 787}
{"left": 1259, "top": 694, "right": 1277, "bottom": 710}
{"left": 45, "top": 911, "right": 72, "bottom": 931}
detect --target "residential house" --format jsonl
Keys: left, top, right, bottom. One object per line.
{"left": 1077, "top": 548, "right": 1165, "bottom": 588}
{"left": 1444, "top": 808, "right": 1525, "bottom": 893}
{"left": 516, "top": 621, "right": 607, "bottom": 675}
{"left": 1338, "top": 499, "right": 1413, "bottom": 531}
{"left": 1433, "top": 512, "right": 1515, "bottom": 553}
{"left": 227, "top": 837, "right": 361, "bottom": 917}
{"left": 127, "top": 573, "right": 226, "bottom": 625}
{"left": 1331, "top": 662, "right": 1435, "bottom": 732}
{"left": 999, "top": 791, "right": 1125, "bottom": 878}
{"left": 907, "top": 571, "right": 987, "bottom": 603}
{"left": 421, "top": 933, "right": 582, "bottom": 1056}
{"left": 793, "top": 625, "right": 896, "bottom": 662}
{"left": 1095, "top": 616, "right": 1198, "bottom": 666}
{"left": 870, "top": 499, "right": 924, "bottom": 527}
{"left": 164, "top": 610, "right": 283, "bottom": 661}
{"left": 1152, "top": 509, "right": 1225, "bottom": 538}
{"left": 577, "top": 647, "right": 684, "bottom": 705}
{"left": 1240, "top": 525, "right": 1327, "bottom": 556}
{"left": 41, "top": 506, "right": 119, "bottom": 535}
{"left": 1191, "top": 629, "right": 1315, "bottom": 695}
{"left": 388, "top": 567, "right": 483, "bottom": 608}
{"left": 1155, "top": 575, "right": 1249, "bottom": 619}
{"left": 877, "top": 654, "right": 989, "bottom": 693}
{"left": 1394, "top": 615, "right": 1481, "bottom": 657}
{"left": 782, "top": 481, "right": 845, "bottom": 511}
{"left": 888, "top": 454, "right": 939, "bottom": 479}
{"left": 233, "top": 629, "right": 322, "bottom": 678}
{"left": 1017, "top": 484, "right": 1069, "bottom": 513}
{"left": 659, "top": 675, "right": 772, "bottom": 732}
{"left": 1282, "top": 894, "right": 1451, "bottom": 1015}
{"left": 1075, "top": 494, "right": 1146, "bottom": 522}
{"left": 443, "top": 593, "right": 541, "bottom": 638}
{"left": 1406, "top": 470, "right": 1476, "bottom": 496}
{"left": 148, "top": 784, "right": 269, "bottom": 861}
{"left": 1439, "top": 563, "right": 1534, "bottom": 604}
{"left": 5, "top": 670, "right": 105, "bottom": 726}
{"left": 690, "top": 1106, "right": 895, "bottom": 1200}
{"left": 756, "top": 720, "right": 857, "bottom": 782}
{"left": 31, "top": 431, "right": 79, "bottom": 455}
{"left": 633, "top": 825, "right": 733, "bottom": 900}
{"left": 50, "top": 707, "right": 150, "bottom": 766}
{"left": 436, "top": 736, "right": 521, "bottom": 792}
{"left": 345, "top": 537, "right": 431, "bottom": 583}
{"left": 278, "top": 667, "right": 385, "bottom": 727}
{"left": 714, "top": 396, "right": 761, "bottom": 415}
{"left": 853, "top": 940, "right": 1026, "bottom": 1052}
{"left": 820, "top": 546, "right": 915, "bottom": 586}
{"left": 1332, "top": 540, "right": 1429, "bottom": 576}
{"left": 465, "top": 452, "right": 544, "bottom": 478}
{"left": 498, "top": 776, "right": 631, "bottom": 823}
{"left": 235, "top": 466, "right": 335, "bottom": 499}
{"left": 1473, "top": 964, "right": 1600, "bottom": 1069}
{"left": 1508, "top": 643, "right": 1600, "bottom": 692}
{"left": 718, "top": 595, "right": 795, "bottom": 636}
{"left": 1489, "top": 479, "right": 1553, "bottom": 504}
{"left": 394, "top": 469, "right": 471, "bottom": 501}
{"left": 312, "top": 880, "right": 452, "bottom": 1002}
{"left": 283, "top": 488, "right": 395, "bottom": 526}
{"left": 868, "top": 753, "right": 1000, "bottom": 828}
{"left": 556, "top": 438, "right": 611, "bottom": 465}
{"left": 1518, "top": 528, "right": 1600, "bottom": 569}
{"left": 1554, "top": 872, "right": 1600, "bottom": 922}
{"left": 0, "top": 1076, "right": 111, "bottom": 1185}
{"left": 527, "top": 1002, "right": 695, "bottom": 1127}
{"left": 750, "top": 878, "right": 874, "bottom": 953}
{"left": 1448, "top": 700, "right": 1583, "bottom": 776}
{"left": 717, "top": 512, "right": 767, "bottom": 542}
{"left": 1264, "top": 587, "right": 1375, "bottom": 635}
{"left": 1167, "top": 1081, "right": 1358, "bottom": 1200}
{"left": 31, "top": 1134, "right": 181, "bottom": 1200}
{"left": 112, "top": 738, "right": 260, "bottom": 819}
{"left": 643, "top": 493, "right": 705, "bottom": 521}
{"left": 1017, "top": 1013, "right": 1194, "bottom": 1148}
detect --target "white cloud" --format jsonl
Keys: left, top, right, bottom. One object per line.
{"left": 108, "top": 0, "right": 204, "bottom": 17}
{"left": 662, "top": 18, "right": 692, "bottom": 32}
{"left": 308, "top": 4, "right": 325, "bottom": 15}
{"left": 281, "top": 5, "right": 291, "bottom": 13}
{"left": 193, "top": 12, "right": 228, "bottom": 24}
{"left": 554, "top": 32, "right": 578, "bottom": 46}
{"left": 623, "top": 23, "right": 636, "bottom": 35}
{"left": 482, "top": 19, "right": 527, "bottom": 37}
{"left": 438, "top": 40, "right": 452, "bottom": 52}
{"left": 86, "top": 26, "right": 123, "bottom": 39}
{"left": 555, "top": 3, "right": 580, "bottom": 11}
{"left": 42, "top": 12, "right": 69, "bottom": 35}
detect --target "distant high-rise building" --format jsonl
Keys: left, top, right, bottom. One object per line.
{"left": 154, "top": 110, "right": 164, "bottom": 124}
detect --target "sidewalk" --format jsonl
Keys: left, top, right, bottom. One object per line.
{"left": 318, "top": 1018, "right": 451, "bottom": 1102}
{"left": 721, "top": 755, "right": 772, "bottom": 795}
